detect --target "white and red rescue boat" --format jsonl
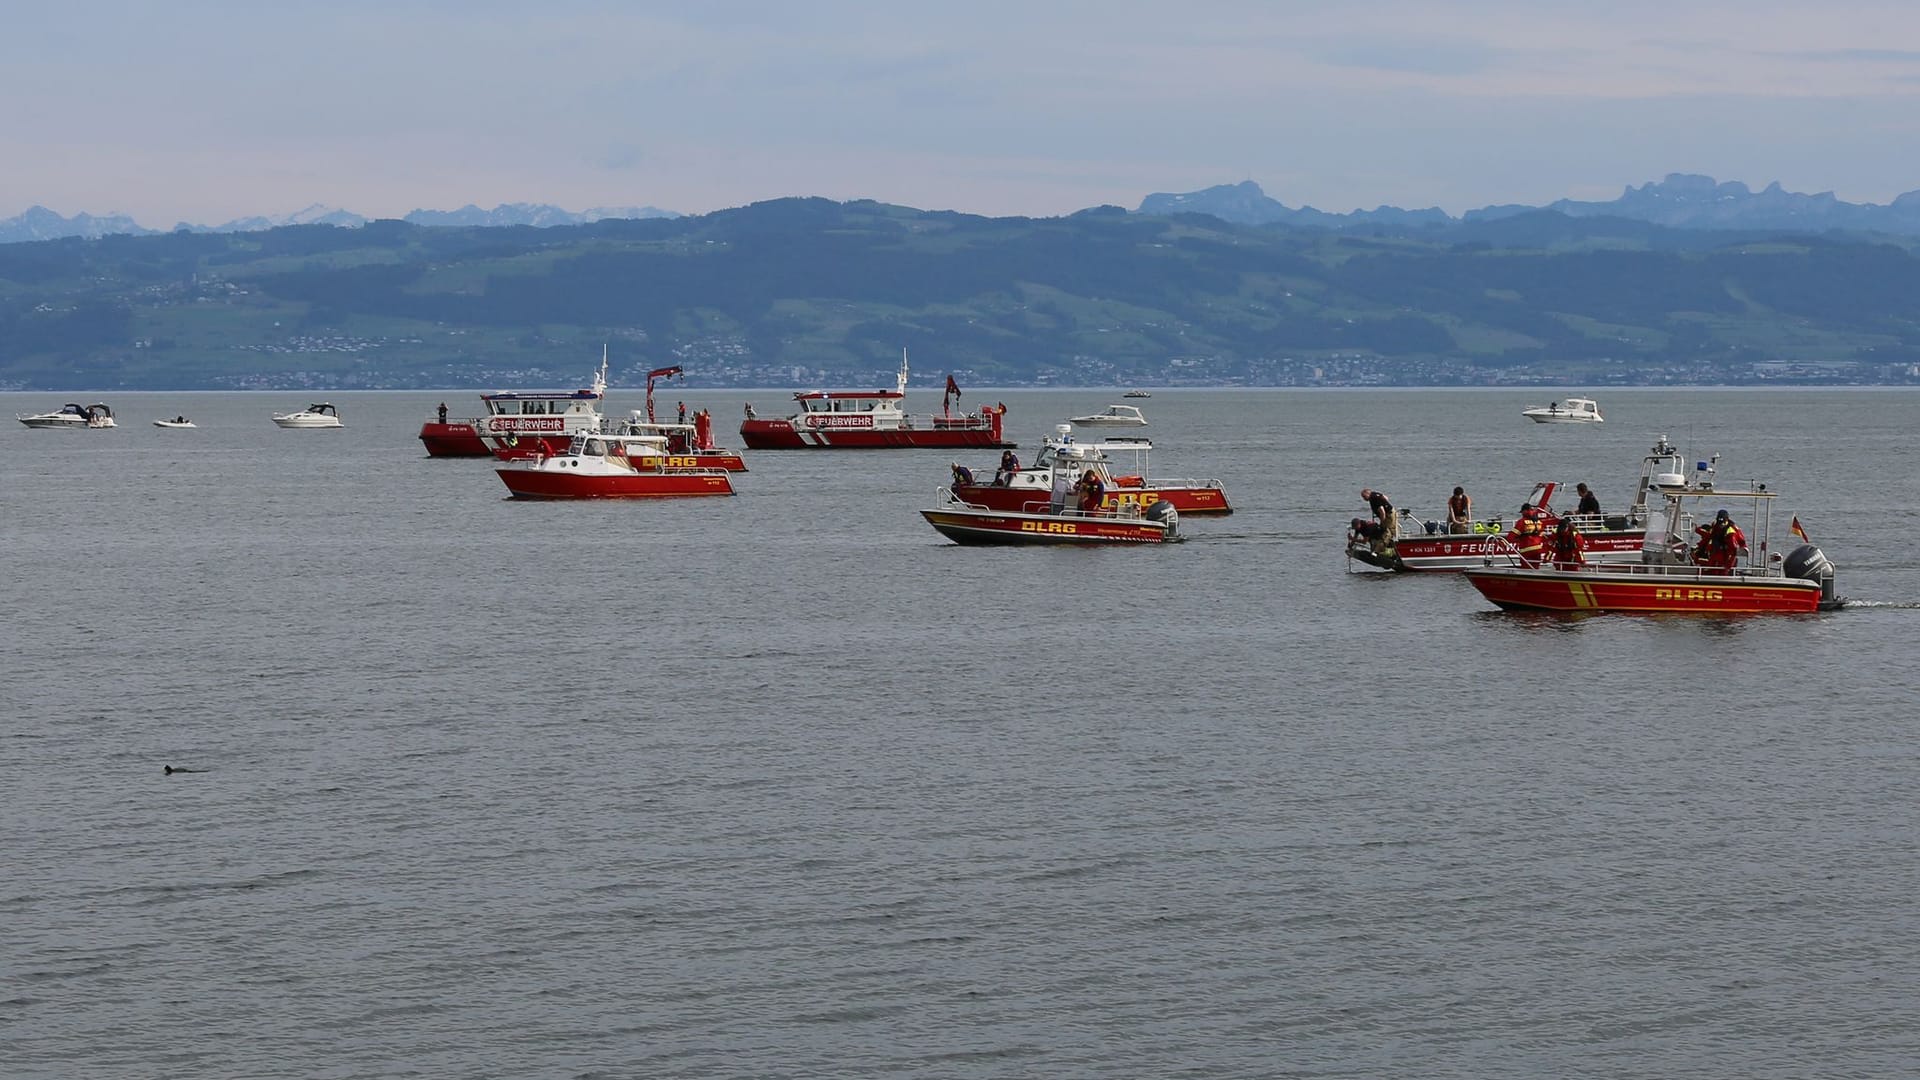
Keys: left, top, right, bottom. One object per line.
{"left": 495, "top": 433, "right": 735, "bottom": 499}
{"left": 741, "top": 350, "right": 1012, "bottom": 450}
{"left": 951, "top": 425, "right": 1231, "bottom": 516}
{"left": 1463, "top": 455, "right": 1837, "bottom": 615}
{"left": 427, "top": 352, "right": 610, "bottom": 459}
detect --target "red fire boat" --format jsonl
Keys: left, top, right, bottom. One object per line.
{"left": 740, "top": 351, "right": 1012, "bottom": 450}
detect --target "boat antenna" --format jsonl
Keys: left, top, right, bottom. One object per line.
{"left": 896, "top": 347, "right": 909, "bottom": 396}
{"left": 593, "top": 344, "right": 609, "bottom": 398}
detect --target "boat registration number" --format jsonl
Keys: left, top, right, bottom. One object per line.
{"left": 1654, "top": 588, "right": 1723, "bottom": 601}
{"left": 1021, "top": 521, "right": 1079, "bottom": 534}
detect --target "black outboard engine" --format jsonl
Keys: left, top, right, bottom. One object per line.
{"left": 1783, "top": 544, "right": 1837, "bottom": 606}
{"left": 1144, "top": 499, "right": 1178, "bottom": 536}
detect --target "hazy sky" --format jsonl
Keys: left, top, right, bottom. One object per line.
{"left": 6, "top": 1, "right": 1920, "bottom": 224}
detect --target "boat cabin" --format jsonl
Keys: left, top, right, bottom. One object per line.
{"left": 792, "top": 390, "right": 905, "bottom": 412}
{"left": 483, "top": 389, "right": 601, "bottom": 417}
{"left": 1070, "top": 404, "right": 1148, "bottom": 425}
{"left": 569, "top": 432, "right": 670, "bottom": 457}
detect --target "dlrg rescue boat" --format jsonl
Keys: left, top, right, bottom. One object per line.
{"left": 494, "top": 432, "right": 735, "bottom": 499}
{"left": 740, "top": 350, "right": 1012, "bottom": 449}
{"left": 921, "top": 487, "right": 1181, "bottom": 545}
{"left": 950, "top": 425, "right": 1231, "bottom": 515}
{"left": 1462, "top": 455, "right": 1838, "bottom": 614}
{"left": 603, "top": 364, "right": 747, "bottom": 471}
{"left": 1346, "top": 437, "right": 1687, "bottom": 572}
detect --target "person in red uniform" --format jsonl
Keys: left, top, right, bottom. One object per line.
{"left": 1512, "top": 502, "right": 1548, "bottom": 564}
{"left": 1549, "top": 516, "right": 1586, "bottom": 569}
{"left": 1076, "top": 470, "right": 1107, "bottom": 512}
{"left": 1693, "top": 510, "right": 1747, "bottom": 571}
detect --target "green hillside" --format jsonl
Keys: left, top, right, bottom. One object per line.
{"left": 3, "top": 199, "right": 1919, "bottom": 390}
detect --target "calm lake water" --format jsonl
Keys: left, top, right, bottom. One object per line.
{"left": 5, "top": 388, "right": 1919, "bottom": 1079}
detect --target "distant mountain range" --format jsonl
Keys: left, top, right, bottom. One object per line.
{"left": 14, "top": 172, "right": 1920, "bottom": 247}
{"left": 1137, "top": 174, "right": 1920, "bottom": 235}
{"left": 0, "top": 201, "right": 680, "bottom": 243}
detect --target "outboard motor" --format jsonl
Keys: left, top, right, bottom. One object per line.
{"left": 1783, "top": 544, "right": 1836, "bottom": 606}
{"left": 1144, "top": 499, "right": 1178, "bottom": 536}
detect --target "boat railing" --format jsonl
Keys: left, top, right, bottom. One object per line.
{"left": 1400, "top": 509, "right": 1507, "bottom": 537}
{"left": 1141, "top": 476, "right": 1225, "bottom": 491}
{"left": 1556, "top": 509, "right": 1645, "bottom": 533}
{"left": 1477, "top": 534, "right": 1533, "bottom": 568}
{"left": 937, "top": 485, "right": 995, "bottom": 510}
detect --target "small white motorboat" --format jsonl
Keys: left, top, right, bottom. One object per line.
{"left": 154, "top": 416, "right": 197, "bottom": 429}
{"left": 272, "top": 403, "right": 344, "bottom": 428}
{"left": 1123, "top": 389, "right": 1152, "bottom": 399}
{"left": 1522, "top": 397, "right": 1603, "bottom": 424}
{"left": 18, "top": 402, "right": 115, "bottom": 429}
{"left": 1069, "top": 404, "right": 1148, "bottom": 426}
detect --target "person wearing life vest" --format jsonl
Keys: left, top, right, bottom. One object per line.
{"left": 995, "top": 449, "right": 1020, "bottom": 486}
{"left": 1350, "top": 517, "right": 1387, "bottom": 550}
{"left": 1550, "top": 516, "right": 1586, "bottom": 568}
{"left": 1512, "top": 502, "right": 1548, "bottom": 564}
{"left": 1693, "top": 509, "right": 1747, "bottom": 571}
{"left": 951, "top": 462, "right": 975, "bottom": 487}
{"left": 1076, "top": 470, "right": 1106, "bottom": 512}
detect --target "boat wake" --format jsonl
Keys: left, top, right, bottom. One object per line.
{"left": 1833, "top": 598, "right": 1920, "bottom": 610}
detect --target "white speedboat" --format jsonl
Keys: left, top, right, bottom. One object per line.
{"left": 272, "top": 403, "right": 344, "bottom": 428}
{"left": 1522, "top": 397, "right": 1603, "bottom": 424}
{"left": 154, "top": 416, "right": 197, "bottom": 429}
{"left": 18, "top": 402, "right": 115, "bottom": 429}
{"left": 1123, "top": 389, "right": 1152, "bottom": 398}
{"left": 1069, "top": 404, "right": 1148, "bottom": 426}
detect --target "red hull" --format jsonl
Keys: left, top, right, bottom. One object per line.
{"left": 491, "top": 442, "right": 746, "bottom": 471}
{"left": 1464, "top": 567, "right": 1823, "bottom": 613}
{"left": 419, "top": 422, "right": 489, "bottom": 457}
{"left": 741, "top": 418, "right": 1012, "bottom": 450}
{"left": 920, "top": 508, "right": 1174, "bottom": 544}
{"left": 495, "top": 470, "right": 735, "bottom": 499}
{"left": 952, "top": 482, "right": 1231, "bottom": 515}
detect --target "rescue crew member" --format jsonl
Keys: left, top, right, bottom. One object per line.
{"left": 1575, "top": 482, "right": 1600, "bottom": 517}
{"left": 677, "top": 401, "right": 688, "bottom": 425}
{"left": 1446, "top": 486, "right": 1472, "bottom": 534}
{"left": 744, "top": 402, "right": 756, "bottom": 419}
{"left": 1550, "top": 516, "right": 1586, "bottom": 568}
{"left": 1076, "top": 470, "right": 1106, "bottom": 512}
{"left": 1693, "top": 509, "right": 1747, "bottom": 571}
{"left": 436, "top": 402, "right": 448, "bottom": 424}
{"left": 1361, "top": 488, "right": 1396, "bottom": 540}
{"left": 1513, "top": 502, "right": 1548, "bottom": 564}
{"left": 996, "top": 450, "right": 1020, "bottom": 486}
{"left": 951, "top": 462, "right": 975, "bottom": 487}
{"left": 1350, "top": 516, "right": 1387, "bottom": 548}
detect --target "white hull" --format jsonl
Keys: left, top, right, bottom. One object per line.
{"left": 273, "top": 416, "right": 344, "bottom": 428}
{"left": 18, "top": 416, "right": 89, "bottom": 429}
{"left": 1521, "top": 397, "right": 1603, "bottom": 424}
{"left": 154, "top": 420, "right": 197, "bottom": 429}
